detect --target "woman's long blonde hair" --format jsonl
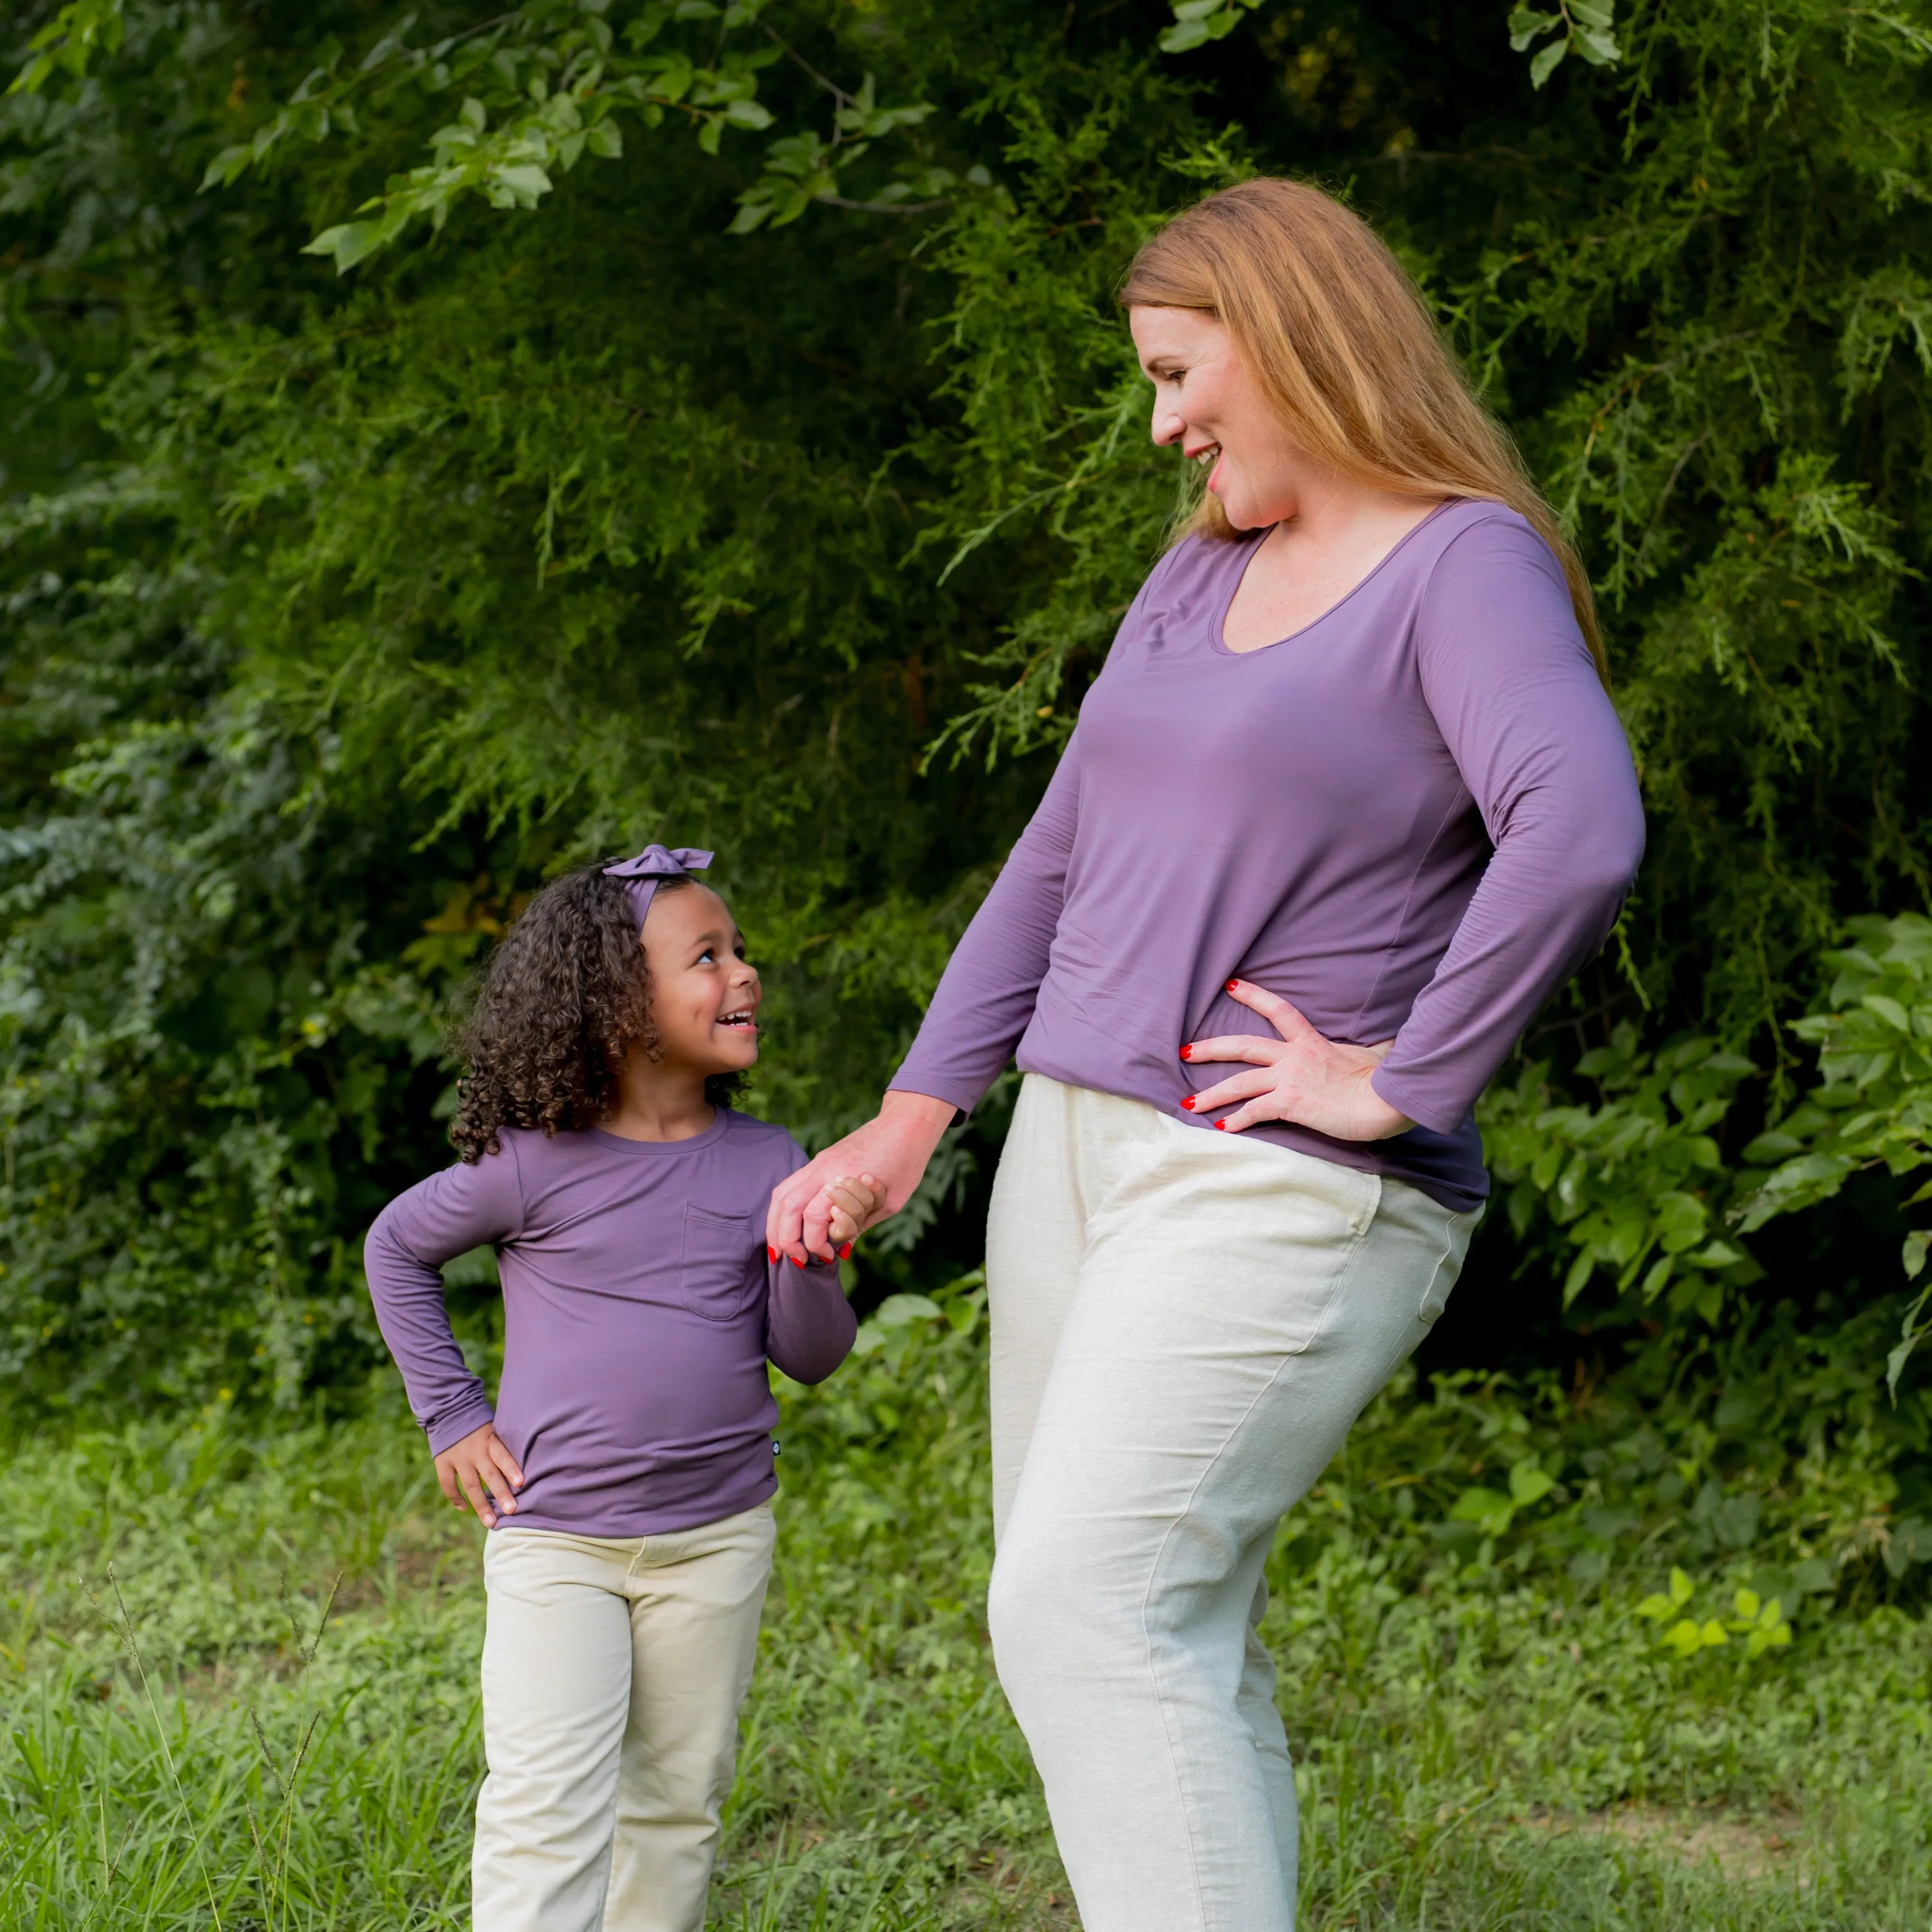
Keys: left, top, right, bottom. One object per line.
{"left": 1120, "top": 177, "right": 1607, "bottom": 682}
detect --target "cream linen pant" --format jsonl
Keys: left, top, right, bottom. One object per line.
{"left": 472, "top": 1501, "right": 775, "bottom": 1932}
{"left": 985, "top": 1077, "right": 1475, "bottom": 1932}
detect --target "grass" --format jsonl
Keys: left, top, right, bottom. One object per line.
{"left": 2, "top": 1281, "right": 1929, "bottom": 1928}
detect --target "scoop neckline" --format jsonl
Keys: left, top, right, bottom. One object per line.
{"left": 587, "top": 1106, "right": 733, "bottom": 1154}
{"left": 1207, "top": 497, "right": 1461, "bottom": 660}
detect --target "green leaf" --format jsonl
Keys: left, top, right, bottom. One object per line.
{"left": 1508, "top": 1461, "right": 1556, "bottom": 1508}
{"left": 1691, "top": 1240, "right": 1747, "bottom": 1268}
{"left": 1561, "top": 1250, "right": 1596, "bottom": 1306}
{"left": 1507, "top": 5, "right": 1560, "bottom": 52}
{"left": 1450, "top": 1486, "right": 1516, "bottom": 1535}
{"left": 1864, "top": 992, "right": 1911, "bottom": 1032}
{"left": 491, "top": 164, "right": 554, "bottom": 204}
{"left": 301, "top": 222, "right": 385, "bottom": 274}
{"left": 1529, "top": 38, "right": 1568, "bottom": 86}
{"left": 1663, "top": 1617, "right": 1705, "bottom": 1655}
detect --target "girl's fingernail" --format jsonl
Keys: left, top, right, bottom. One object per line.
{"left": 791, "top": 1254, "right": 805, "bottom": 1268}
{"left": 767, "top": 1244, "right": 778, "bottom": 1262}
{"left": 1215, "top": 1119, "right": 1228, "bottom": 1131}
{"left": 1180, "top": 1095, "right": 1196, "bottom": 1112}
{"left": 839, "top": 1242, "right": 853, "bottom": 1258}
{"left": 1179, "top": 1044, "right": 1193, "bottom": 1061}
{"left": 1226, "top": 979, "right": 1239, "bottom": 993}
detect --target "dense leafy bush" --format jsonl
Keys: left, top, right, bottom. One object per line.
{"left": 0, "top": 0, "right": 1927, "bottom": 1430}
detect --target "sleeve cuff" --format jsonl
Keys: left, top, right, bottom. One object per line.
{"left": 884, "top": 1072, "right": 972, "bottom": 1122}
{"left": 1368, "top": 1062, "right": 1469, "bottom": 1138}
{"left": 424, "top": 1396, "right": 498, "bottom": 1457}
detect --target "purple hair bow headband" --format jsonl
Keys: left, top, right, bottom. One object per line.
{"left": 603, "top": 844, "right": 713, "bottom": 926}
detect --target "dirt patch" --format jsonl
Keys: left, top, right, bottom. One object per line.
{"left": 327, "top": 1524, "right": 478, "bottom": 1615}
{"left": 1510, "top": 1805, "right": 1806, "bottom": 1882}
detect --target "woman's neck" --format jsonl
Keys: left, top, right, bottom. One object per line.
{"left": 600, "top": 1056, "right": 716, "bottom": 1143}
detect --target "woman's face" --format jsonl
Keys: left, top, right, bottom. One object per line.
{"left": 638, "top": 882, "right": 762, "bottom": 1076}
{"left": 1129, "top": 305, "right": 1307, "bottom": 530}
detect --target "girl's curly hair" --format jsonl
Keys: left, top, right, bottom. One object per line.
{"left": 449, "top": 860, "right": 741, "bottom": 1163}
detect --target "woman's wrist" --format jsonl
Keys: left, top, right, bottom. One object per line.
{"left": 879, "top": 1086, "right": 958, "bottom": 1154}
{"left": 1362, "top": 1063, "right": 1415, "bottom": 1141}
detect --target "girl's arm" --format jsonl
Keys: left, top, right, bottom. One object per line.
{"left": 762, "top": 1153, "right": 862, "bottom": 1381}
{"left": 764, "top": 1252, "right": 859, "bottom": 1384}
{"left": 1368, "top": 514, "right": 1647, "bottom": 1133}
{"left": 363, "top": 1147, "right": 524, "bottom": 1456}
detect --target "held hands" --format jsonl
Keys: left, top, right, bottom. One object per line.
{"left": 766, "top": 1090, "right": 956, "bottom": 1264}
{"left": 822, "top": 1175, "right": 884, "bottom": 1258}
{"left": 765, "top": 1172, "right": 886, "bottom": 1267}
{"left": 434, "top": 1421, "right": 525, "bottom": 1529}
{"left": 1180, "top": 979, "right": 1414, "bottom": 1143}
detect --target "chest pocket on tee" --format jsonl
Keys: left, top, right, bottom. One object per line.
{"left": 681, "top": 1204, "right": 757, "bottom": 1323}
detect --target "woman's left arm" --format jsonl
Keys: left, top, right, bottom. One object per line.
{"left": 1368, "top": 516, "right": 1645, "bottom": 1134}
{"left": 1189, "top": 515, "right": 1645, "bottom": 1141}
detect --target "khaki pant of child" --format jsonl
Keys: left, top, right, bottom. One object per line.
{"left": 985, "top": 1076, "right": 1475, "bottom": 1932}
{"left": 472, "top": 1501, "right": 775, "bottom": 1932}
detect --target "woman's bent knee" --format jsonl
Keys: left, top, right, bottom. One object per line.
{"left": 986, "top": 1530, "right": 1079, "bottom": 1704}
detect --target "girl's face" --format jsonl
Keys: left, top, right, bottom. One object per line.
{"left": 1129, "top": 305, "right": 1309, "bottom": 530}
{"left": 638, "top": 883, "right": 762, "bottom": 1075}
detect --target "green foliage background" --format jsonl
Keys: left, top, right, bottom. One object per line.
{"left": 2, "top": 0, "right": 1929, "bottom": 1441}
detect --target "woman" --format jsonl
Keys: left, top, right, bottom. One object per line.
{"left": 769, "top": 178, "right": 1645, "bottom": 1932}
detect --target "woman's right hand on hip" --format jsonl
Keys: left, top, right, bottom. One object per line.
{"left": 766, "top": 1090, "right": 957, "bottom": 1265}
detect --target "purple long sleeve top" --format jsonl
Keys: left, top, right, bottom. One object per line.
{"left": 363, "top": 1108, "right": 856, "bottom": 1537}
{"left": 890, "top": 500, "right": 1645, "bottom": 1210}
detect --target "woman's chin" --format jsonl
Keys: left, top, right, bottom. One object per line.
{"left": 1209, "top": 485, "right": 1266, "bottom": 531}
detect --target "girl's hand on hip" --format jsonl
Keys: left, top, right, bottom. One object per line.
{"left": 434, "top": 1421, "right": 525, "bottom": 1530}
{"left": 1180, "top": 980, "right": 1414, "bottom": 1143}
{"left": 766, "top": 1090, "right": 956, "bottom": 1265}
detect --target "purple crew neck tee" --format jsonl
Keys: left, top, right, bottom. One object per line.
{"left": 889, "top": 500, "right": 1646, "bottom": 1210}
{"left": 363, "top": 1107, "right": 856, "bottom": 1537}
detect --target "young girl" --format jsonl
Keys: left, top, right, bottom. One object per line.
{"left": 364, "top": 845, "right": 876, "bottom": 1932}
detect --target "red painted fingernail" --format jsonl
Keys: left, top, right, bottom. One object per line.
{"left": 1179, "top": 1044, "right": 1193, "bottom": 1061}
{"left": 1180, "top": 1095, "right": 1196, "bottom": 1112}
{"left": 1215, "top": 1119, "right": 1228, "bottom": 1131}
{"left": 791, "top": 1255, "right": 804, "bottom": 1268}
{"left": 767, "top": 1244, "right": 778, "bottom": 1263}
{"left": 1226, "top": 979, "right": 1239, "bottom": 993}
{"left": 839, "top": 1242, "right": 853, "bottom": 1258}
